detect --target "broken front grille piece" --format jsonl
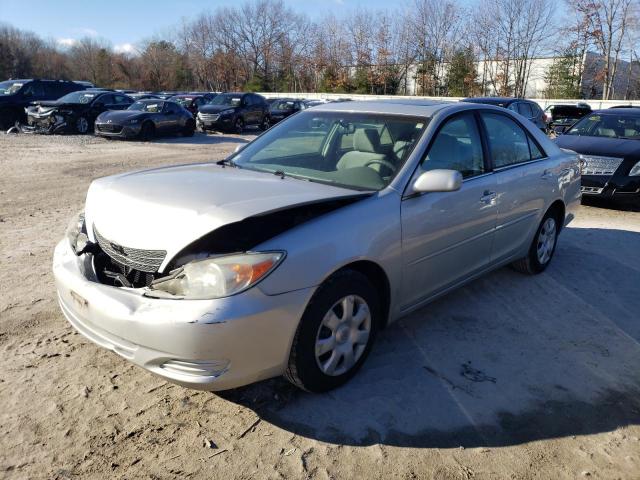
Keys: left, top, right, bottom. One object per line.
{"left": 94, "top": 227, "right": 166, "bottom": 273}
{"left": 93, "top": 227, "right": 167, "bottom": 288}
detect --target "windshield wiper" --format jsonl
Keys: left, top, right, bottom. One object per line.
{"left": 216, "top": 158, "right": 239, "bottom": 168}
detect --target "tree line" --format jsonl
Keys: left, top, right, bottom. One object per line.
{"left": 0, "top": 0, "right": 638, "bottom": 100}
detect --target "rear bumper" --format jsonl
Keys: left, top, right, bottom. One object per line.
{"left": 53, "top": 240, "right": 314, "bottom": 390}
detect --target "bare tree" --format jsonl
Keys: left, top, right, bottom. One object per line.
{"left": 569, "top": 0, "right": 637, "bottom": 99}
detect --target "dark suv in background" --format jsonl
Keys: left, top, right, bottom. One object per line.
{"left": 0, "top": 79, "right": 85, "bottom": 129}
{"left": 196, "top": 92, "right": 270, "bottom": 133}
{"left": 462, "top": 97, "right": 547, "bottom": 132}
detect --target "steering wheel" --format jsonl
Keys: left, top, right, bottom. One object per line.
{"left": 364, "top": 159, "right": 397, "bottom": 175}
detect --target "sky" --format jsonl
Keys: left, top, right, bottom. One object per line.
{"left": 0, "top": 0, "right": 432, "bottom": 54}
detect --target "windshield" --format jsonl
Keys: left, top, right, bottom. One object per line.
{"left": 58, "top": 91, "right": 98, "bottom": 104}
{"left": 566, "top": 113, "right": 640, "bottom": 139}
{"left": 128, "top": 101, "right": 164, "bottom": 112}
{"left": 231, "top": 111, "right": 427, "bottom": 191}
{"left": 0, "top": 81, "right": 24, "bottom": 95}
{"left": 209, "top": 94, "right": 242, "bottom": 106}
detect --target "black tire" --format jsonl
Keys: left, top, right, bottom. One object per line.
{"left": 234, "top": 117, "right": 244, "bottom": 134}
{"left": 76, "top": 116, "right": 90, "bottom": 134}
{"left": 285, "top": 270, "right": 380, "bottom": 392}
{"left": 183, "top": 120, "right": 195, "bottom": 137}
{"left": 140, "top": 122, "right": 155, "bottom": 141}
{"left": 260, "top": 115, "right": 271, "bottom": 131}
{"left": 512, "top": 209, "right": 560, "bottom": 275}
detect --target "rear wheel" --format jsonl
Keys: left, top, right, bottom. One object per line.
{"left": 183, "top": 120, "right": 195, "bottom": 137}
{"left": 285, "top": 270, "right": 380, "bottom": 392}
{"left": 512, "top": 210, "right": 559, "bottom": 274}
{"left": 261, "top": 115, "right": 271, "bottom": 131}
{"left": 234, "top": 117, "right": 244, "bottom": 134}
{"left": 140, "top": 122, "right": 155, "bottom": 141}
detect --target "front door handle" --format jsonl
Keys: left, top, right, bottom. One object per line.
{"left": 480, "top": 190, "right": 497, "bottom": 204}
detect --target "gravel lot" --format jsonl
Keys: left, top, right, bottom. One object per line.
{"left": 1, "top": 132, "right": 639, "bottom": 480}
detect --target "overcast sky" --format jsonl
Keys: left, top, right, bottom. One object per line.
{"left": 1, "top": 0, "right": 461, "bottom": 54}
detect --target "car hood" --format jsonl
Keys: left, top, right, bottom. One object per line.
{"left": 98, "top": 110, "right": 147, "bottom": 123}
{"left": 554, "top": 135, "right": 640, "bottom": 158}
{"left": 198, "top": 104, "right": 238, "bottom": 114}
{"left": 85, "top": 163, "right": 361, "bottom": 271}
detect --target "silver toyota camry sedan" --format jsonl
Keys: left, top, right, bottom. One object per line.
{"left": 53, "top": 100, "right": 581, "bottom": 392}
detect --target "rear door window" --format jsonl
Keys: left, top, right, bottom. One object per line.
{"left": 481, "top": 112, "right": 545, "bottom": 167}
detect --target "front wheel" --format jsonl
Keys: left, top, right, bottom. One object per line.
{"left": 76, "top": 116, "right": 90, "bottom": 134}
{"left": 512, "top": 211, "right": 559, "bottom": 274}
{"left": 285, "top": 270, "right": 380, "bottom": 392}
{"left": 260, "top": 115, "right": 271, "bottom": 131}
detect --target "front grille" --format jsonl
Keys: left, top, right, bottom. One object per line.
{"left": 97, "top": 124, "right": 123, "bottom": 133}
{"left": 198, "top": 113, "right": 220, "bottom": 122}
{"left": 581, "top": 186, "right": 604, "bottom": 194}
{"left": 94, "top": 228, "right": 166, "bottom": 273}
{"left": 581, "top": 155, "right": 624, "bottom": 176}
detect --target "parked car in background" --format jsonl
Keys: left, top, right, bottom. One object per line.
{"left": 544, "top": 103, "right": 592, "bottom": 135}
{"left": 128, "top": 93, "right": 161, "bottom": 101}
{"left": 0, "top": 79, "right": 85, "bottom": 130}
{"left": 95, "top": 99, "right": 195, "bottom": 140}
{"left": 157, "top": 91, "right": 185, "bottom": 99}
{"left": 24, "top": 90, "right": 133, "bottom": 134}
{"left": 188, "top": 91, "right": 217, "bottom": 102}
{"left": 196, "top": 92, "right": 270, "bottom": 133}
{"left": 73, "top": 81, "right": 96, "bottom": 89}
{"left": 54, "top": 100, "right": 579, "bottom": 393}
{"left": 268, "top": 98, "right": 306, "bottom": 124}
{"left": 462, "top": 97, "right": 547, "bottom": 132}
{"left": 304, "top": 99, "right": 330, "bottom": 108}
{"left": 554, "top": 108, "right": 640, "bottom": 208}
{"left": 170, "top": 94, "right": 209, "bottom": 117}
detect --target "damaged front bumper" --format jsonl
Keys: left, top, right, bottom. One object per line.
{"left": 53, "top": 239, "right": 314, "bottom": 390}
{"left": 23, "top": 112, "right": 68, "bottom": 134}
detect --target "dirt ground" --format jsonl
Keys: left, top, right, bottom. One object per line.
{"left": 1, "top": 132, "right": 639, "bottom": 480}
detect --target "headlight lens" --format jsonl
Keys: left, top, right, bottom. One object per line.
{"left": 219, "top": 109, "right": 235, "bottom": 116}
{"left": 148, "top": 252, "right": 285, "bottom": 299}
{"left": 629, "top": 160, "right": 640, "bottom": 176}
{"left": 65, "top": 210, "right": 87, "bottom": 253}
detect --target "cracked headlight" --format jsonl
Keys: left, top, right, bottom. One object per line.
{"left": 148, "top": 252, "right": 285, "bottom": 299}
{"left": 66, "top": 210, "right": 87, "bottom": 254}
{"left": 629, "top": 160, "right": 640, "bottom": 176}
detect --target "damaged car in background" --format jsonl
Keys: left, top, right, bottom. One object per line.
{"left": 24, "top": 90, "right": 133, "bottom": 134}
{"left": 53, "top": 100, "right": 580, "bottom": 393}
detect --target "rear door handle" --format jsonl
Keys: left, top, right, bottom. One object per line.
{"left": 480, "top": 190, "right": 497, "bottom": 204}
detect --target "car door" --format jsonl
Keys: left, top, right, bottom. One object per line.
{"left": 478, "top": 111, "right": 549, "bottom": 263}
{"left": 112, "top": 94, "right": 132, "bottom": 111}
{"left": 400, "top": 111, "right": 498, "bottom": 310}
{"left": 159, "top": 102, "right": 180, "bottom": 133}
{"left": 92, "top": 94, "right": 114, "bottom": 119}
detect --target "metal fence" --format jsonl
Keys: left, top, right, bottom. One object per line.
{"left": 259, "top": 92, "right": 640, "bottom": 110}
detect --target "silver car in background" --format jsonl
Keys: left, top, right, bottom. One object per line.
{"left": 53, "top": 100, "right": 581, "bottom": 392}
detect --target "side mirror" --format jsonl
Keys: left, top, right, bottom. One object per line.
{"left": 412, "top": 169, "right": 462, "bottom": 194}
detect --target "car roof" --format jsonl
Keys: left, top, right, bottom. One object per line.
{"left": 593, "top": 107, "right": 640, "bottom": 115}
{"left": 311, "top": 99, "right": 453, "bottom": 117}
{"left": 462, "top": 97, "right": 521, "bottom": 105}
